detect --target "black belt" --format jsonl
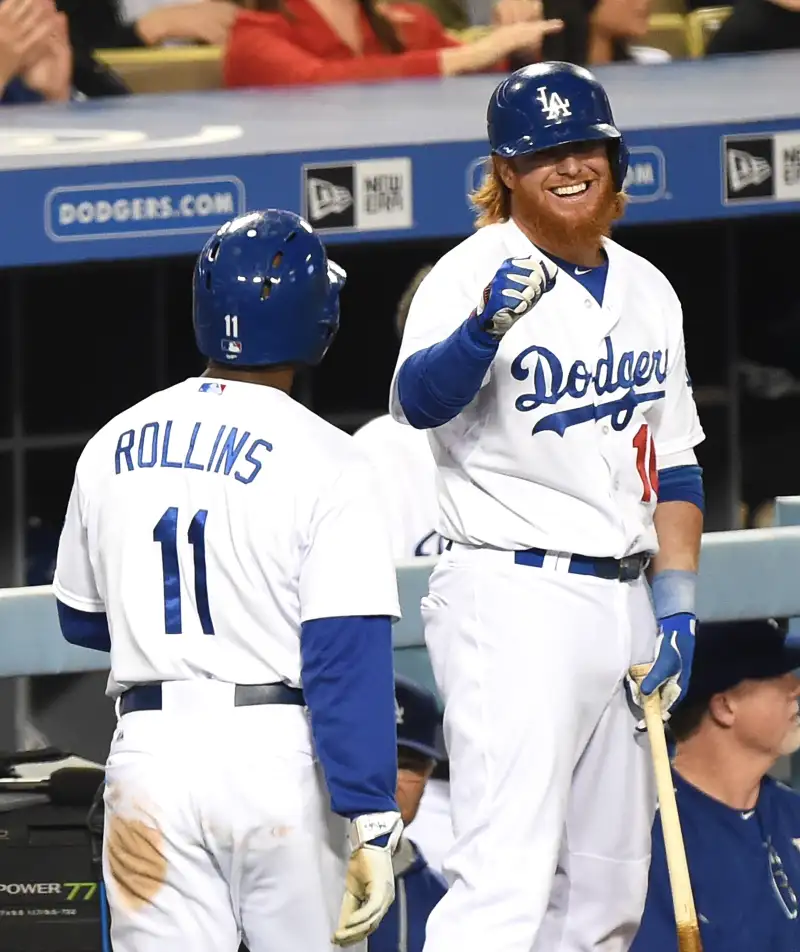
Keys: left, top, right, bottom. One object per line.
{"left": 514, "top": 547, "right": 649, "bottom": 582}
{"left": 119, "top": 682, "right": 305, "bottom": 716}
{"left": 444, "top": 540, "right": 648, "bottom": 582}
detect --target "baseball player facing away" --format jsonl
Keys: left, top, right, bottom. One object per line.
{"left": 52, "top": 210, "right": 404, "bottom": 952}
{"left": 391, "top": 63, "right": 706, "bottom": 952}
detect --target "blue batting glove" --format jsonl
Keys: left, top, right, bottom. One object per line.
{"left": 471, "top": 257, "right": 557, "bottom": 340}
{"left": 639, "top": 612, "right": 696, "bottom": 719}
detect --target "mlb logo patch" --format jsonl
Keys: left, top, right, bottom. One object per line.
{"left": 222, "top": 339, "right": 242, "bottom": 355}
{"left": 198, "top": 382, "right": 226, "bottom": 394}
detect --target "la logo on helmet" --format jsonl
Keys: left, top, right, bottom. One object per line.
{"left": 536, "top": 86, "right": 572, "bottom": 121}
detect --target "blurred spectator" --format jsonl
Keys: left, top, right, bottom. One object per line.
{"left": 706, "top": 0, "right": 800, "bottom": 54}
{"left": 369, "top": 675, "right": 449, "bottom": 952}
{"left": 584, "top": 0, "right": 667, "bottom": 62}
{"left": 632, "top": 619, "right": 800, "bottom": 952}
{"left": 57, "top": 0, "right": 237, "bottom": 49}
{"left": 353, "top": 265, "right": 445, "bottom": 561}
{"left": 405, "top": 748, "right": 454, "bottom": 875}
{"left": 541, "top": 0, "right": 668, "bottom": 65}
{"left": 1, "top": 0, "right": 73, "bottom": 103}
{"left": 223, "top": 0, "right": 562, "bottom": 86}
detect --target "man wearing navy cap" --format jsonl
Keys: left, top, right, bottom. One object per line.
{"left": 632, "top": 619, "right": 800, "bottom": 952}
{"left": 369, "top": 675, "right": 449, "bottom": 952}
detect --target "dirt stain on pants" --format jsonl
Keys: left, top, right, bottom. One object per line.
{"left": 106, "top": 813, "right": 168, "bottom": 911}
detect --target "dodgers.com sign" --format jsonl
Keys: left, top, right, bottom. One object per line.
{"left": 44, "top": 175, "right": 246, "bottom": 242}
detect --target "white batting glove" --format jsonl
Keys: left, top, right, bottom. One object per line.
{"left": 333, "top": 811, "right": 403, "bottom": 947}
{"left": 473, "top": 256, "right": 558, "bottom": 339}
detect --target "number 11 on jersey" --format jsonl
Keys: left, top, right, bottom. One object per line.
{"left": 153, "top": 507, "right": 215, "bottom": 635}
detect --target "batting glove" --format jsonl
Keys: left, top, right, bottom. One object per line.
{"left": 629, "top": 613, "right": 696, "bottom": 726}
{"left": 473, "top": 256, "right": 557, "bottom": 340}
{"left": 333, "top": 811, "right": 403, "bottom": 947}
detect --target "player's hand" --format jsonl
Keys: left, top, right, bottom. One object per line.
{"left": 629, "top": 613, "right": 696, "bottom": 724}
{"left": 472, "top": 257, "right": 557, "bottom": 340}
{"left": 333, "top": 811, "right": 403, "bottom": 947}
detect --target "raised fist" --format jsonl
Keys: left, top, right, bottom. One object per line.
{"left": 474, "top": 257, "right": 557, "bottom": 340}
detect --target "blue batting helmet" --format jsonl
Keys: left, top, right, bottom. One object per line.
{"left": 193, "top": 209, "right": 345, "bottom": 368}
{"left": 487, "top": 62, "right": 629, "bottom": 191}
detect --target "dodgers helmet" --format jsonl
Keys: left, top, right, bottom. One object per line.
{"left": 487, "top": 62, "right": 629, "bottom": 191}
{"left": 193, "top": 209, "right": 345, "bottom": 368}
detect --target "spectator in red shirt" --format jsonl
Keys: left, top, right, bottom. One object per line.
{"left": 223, "top": 0, "right": 562, "bottom": 86}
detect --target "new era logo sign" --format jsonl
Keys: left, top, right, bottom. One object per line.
{"left": 302, "top": 159, "right": 413, "bottom": 233}
{"left": 723, "top": 136, "right": 774, "bottom": 202}
{"left": 303, "top": 165, "right": 355, "bottom": 229}
{"left": 728, "top": 149, "right": 771, "bottom": 192}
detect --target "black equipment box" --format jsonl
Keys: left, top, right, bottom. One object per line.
{"left": 0, "top": 799, "right": 104, "bottom": 952}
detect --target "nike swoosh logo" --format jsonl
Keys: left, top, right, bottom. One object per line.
{"left": 574, "top": 268, "right": 591, "bottom": 275}
{"left": 742, "top": 810, "right": 755, "bottom": 819}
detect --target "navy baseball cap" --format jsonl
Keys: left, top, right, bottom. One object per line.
{"left": 395, "top": 674, "right": 442, "bottom": 761}
{"left": 678, "top": 619, "right": 800, "bottom": 709}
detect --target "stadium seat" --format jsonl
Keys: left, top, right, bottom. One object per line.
{"left": 644, "top": 13, "right": 689, "bottom": 58}
{"left": 94, "top": 46, "right": 223, "bottom": 94}
{"left": 650, "top": 0, "right": 686, "bottom": 16}
{"left": 685, "top": 5, "right": 732, "bottom": 56}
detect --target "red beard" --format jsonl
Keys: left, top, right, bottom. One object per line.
{"left": 515, "top": 177, "right": 626, "bottom": 261}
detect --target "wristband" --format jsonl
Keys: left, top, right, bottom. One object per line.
{"left": 349, "top": 811, "right": 403, "bottom": 851}
{"left": 651, "top": 569, "right": 697, "bottom": 619}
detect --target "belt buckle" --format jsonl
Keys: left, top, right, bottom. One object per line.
{"left": 618, "top": 555, "right": 642, "bottom": 582}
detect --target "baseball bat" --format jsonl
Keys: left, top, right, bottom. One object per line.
{"left": 630, "top": 663, "right": 703, "bottom": 952}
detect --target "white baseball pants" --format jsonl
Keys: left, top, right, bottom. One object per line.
{"left": 102, "top": 681, "right": 352, "bottom": 952}
{"left": 421, "top": 545, "right": 658, "bottom": 952}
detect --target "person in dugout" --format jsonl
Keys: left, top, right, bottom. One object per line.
{"left": 632, "top": 618, "right": 800, "bottom": 952}
{"left": 369, "top": 674, "right": 448, "bottom": 952}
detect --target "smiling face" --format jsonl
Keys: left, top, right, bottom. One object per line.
{"left": 496, "top": 141, "right": 625, "bottom": 263}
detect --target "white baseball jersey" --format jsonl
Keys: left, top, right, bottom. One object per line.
{"left": 54, "top": 377, "right": 400, "bottom": 697}
{"left": 352, "top": 413, "right": 444, "bottom": 560}
{"left": 390, "top": 219, "right": 705, "bottom": 558}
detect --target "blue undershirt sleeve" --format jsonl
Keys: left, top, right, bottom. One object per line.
{"left": 56, "top": 600, "right": 111, "bottom": 652}
{"left": 656, "top": 465, "right": 704, "bottom": 512}
{"left": 301, "top": 614, "right": 398, "bottom": 819}
{"left": 397, "top": 316, "right": 499, "bottom": 429}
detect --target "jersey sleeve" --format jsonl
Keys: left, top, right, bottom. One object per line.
{"left": 52, "top": 475, "right": 104, "bottom": 613}
{"left": 300, "top": 456, "right": 401, "bottom": 622}
{"left": 390, "top": 256, "right": 490, "bottom": 423}
{"left": 650, "top": 291, "right": 705, "bottom": 459}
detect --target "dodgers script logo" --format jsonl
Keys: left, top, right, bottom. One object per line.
{"left": 511, "top": 337, "right": 667, "bottom": 436}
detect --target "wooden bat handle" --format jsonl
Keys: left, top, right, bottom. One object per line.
{"left": 630, "top": 664, "right": 703, "bottom": 952}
